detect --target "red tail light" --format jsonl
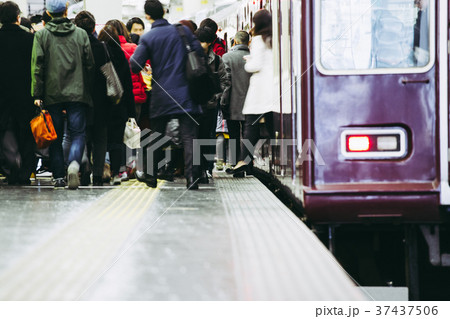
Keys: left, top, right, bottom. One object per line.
{"left": 347, "top": 136, "right": 370, "bottom": 152}
{"left": 341, "top": 128, "right": 408, "bottom": 160}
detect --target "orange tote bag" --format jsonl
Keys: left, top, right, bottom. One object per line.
{"left": 30, "top": 107, "right": 57, "bottom": 149}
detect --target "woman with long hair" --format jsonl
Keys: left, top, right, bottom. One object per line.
{"left": 227, "top": 9, "right": 277, "bottom": 176}
{"left": 97, "top": 25, "right": 136, "bottom": 185}
{"left": 105, "top": 20, "right": 147, "bottom": 121}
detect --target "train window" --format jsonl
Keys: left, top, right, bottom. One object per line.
{"left": 317, "top": 0, "right": 435, "bottom": 75}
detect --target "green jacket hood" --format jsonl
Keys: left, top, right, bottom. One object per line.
{"left": 45, "top": 18, "right": 76, "bottom": 36}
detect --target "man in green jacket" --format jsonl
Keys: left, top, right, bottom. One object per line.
{"left": 31, "top": 0, "right": 94, "bottom": 190}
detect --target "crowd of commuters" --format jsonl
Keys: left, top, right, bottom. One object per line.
{"left": 0, "top": 0, "right": 275, "bottom": 190}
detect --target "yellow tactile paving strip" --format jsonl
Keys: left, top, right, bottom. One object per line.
{"left": 0, "top": 180, "right": 162, "bottom": 300}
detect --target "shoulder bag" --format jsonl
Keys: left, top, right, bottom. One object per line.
{"left": 175, "top": 25, "right": 215, "bottom": 104}
{"left": 100, "top": 42, "right": 124, "bottom": 105}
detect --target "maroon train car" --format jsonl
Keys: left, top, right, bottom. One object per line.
{"left": 226, "top": 0, "right": 450, "bottom": 299}
{"left": 302, "top": 0, "right": 442, "bottom": 225}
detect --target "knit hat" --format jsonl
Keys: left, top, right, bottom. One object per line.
{"left": 47, "top": 0, "right": 67, "bottom": 14}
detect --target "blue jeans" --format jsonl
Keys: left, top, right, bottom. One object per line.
{"left": 47, "top": 103, "right": 87, "bottom": 179}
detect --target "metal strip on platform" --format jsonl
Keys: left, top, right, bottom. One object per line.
{"left": 217, "top": 177, "right": 367, "bottom": 301}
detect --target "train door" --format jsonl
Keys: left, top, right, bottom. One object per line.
{"left": 292, "top": 0, "right": 303, "bottom": 183}
{"left": 310, "top": 0, "right": 438, "bottom": 193}
{"left": 272, "top": 0, "right": 296, "bottom": 178}
{"left": 442, "top": 0, "right": 450, "bottom": 204}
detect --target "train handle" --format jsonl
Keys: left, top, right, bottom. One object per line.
{"left": 401, "top": 78, "right": 430, "bottom": 85}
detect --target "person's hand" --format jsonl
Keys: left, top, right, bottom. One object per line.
{"left": 34, "top": 99, "right": 42, "bottom": 107}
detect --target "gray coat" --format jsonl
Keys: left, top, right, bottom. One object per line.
{"left": 221, "top": 44, "right": 251, "bottom": 121}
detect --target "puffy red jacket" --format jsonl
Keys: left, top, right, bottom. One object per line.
{"left": 212, "top": 37, "right": 227, "bottom": 57}
{"left": 119, "top": 36, "right": 147, "bottom": 104}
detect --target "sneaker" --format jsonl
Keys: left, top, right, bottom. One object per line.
{"left": 111, "top": 175, "right": 121, "bottom": 186}
{"left": 67, "top": 161, "right": 80, "bottom": 190}
{"left": 54, "top": 178, "right": 66, "bottom": 189}
{"left": 216, "top": 160, "right": 224, "bottom": 171}
{"left": 119, "top": 171, "right": 129, "bottom": 182}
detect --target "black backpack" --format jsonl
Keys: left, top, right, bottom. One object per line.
{"left": 175, "top": 24, "right": 216, "bottom": 105}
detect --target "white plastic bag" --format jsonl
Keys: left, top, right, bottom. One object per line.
{"left": 123, "top": 118, "right": 141, "bottom": 149}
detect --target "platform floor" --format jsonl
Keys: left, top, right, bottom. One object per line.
{"left": 0, "top": 175, "right": 366, "bottom": 301}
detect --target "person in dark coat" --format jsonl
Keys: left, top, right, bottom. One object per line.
{"left": 130, "top": 0, "right": 204, "bottom": 190}
{"left": 221, "top": 31, "right": 251, "bottom": 170}
{"left": 20, "top": 17, "right": 34, "bottom": 33}
{"left": 74, "top": 10, "right": 109, "bottom": 186}
{"left": 199, "top": 18, "right": 227, "bottom": 57}
{"left": 0, "top": 1, "right": 36, "bottom": 185}
{"left": 0, "top": 2, "right": 4, "bottom": 29}
{"left": 98, "top": 25, "right": 136, "bottom": 185}
{"left": 195, "top": 26, "right": 230, "bottom": 183}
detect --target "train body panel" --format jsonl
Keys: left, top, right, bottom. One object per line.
{"left": 305, "top": 193, "right": 440, "bottom": 223}
{"left": 312, "top": 72, "right": 437, "bottom": 184}
{"left": 223, "top": 0, "right": 448, "bottom": 224}
{"left": 295, "top": 0, "right": 444, "bottom": 223}
{"left": 220, "top": 0, "right": 450, "bottom": 299}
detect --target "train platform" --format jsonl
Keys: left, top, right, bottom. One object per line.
{"left": 0, "top": 173, "right": 367, "bottom": 301}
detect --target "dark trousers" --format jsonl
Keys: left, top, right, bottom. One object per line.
{"left": 227, "top": 119, "right": 245, "bottom": 166}
{"left": 240, "top": 113, "right": 274, "bottom": 163}
{"left": 0, "top": 118, "right": 36, "bottom": 182}
{"left": 198, "top": 108, "right": 217, "bottom": 172}
{"left": 146, "top": 114, "right": 199, "bottom": 180}
{"left": 47, "top": 103, "right": 87, "bottom": 179}
{"left": 89, "top": 122, "right": 108, "bottom": 178}
{"left": 108, "top": 143, "right": 123, "bottom": 177}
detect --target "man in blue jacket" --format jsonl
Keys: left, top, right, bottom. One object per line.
{"left": 131, "top": 0, "right": 203, "bottom": 190}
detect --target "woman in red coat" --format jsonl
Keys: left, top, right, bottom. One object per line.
{"left": 106, "top": 20, "right": 147, "bottom": 121}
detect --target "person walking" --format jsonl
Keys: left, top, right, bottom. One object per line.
{"left": 226, "top": 10, "right": 277, "bottom": 176}
{"left": 98, "top": 25, "right": 136, "bottom": 186}
{"left": 195, "top": 26, "right": 230, "bottom": 183}
{"left": 31, "top": 0, "right": 94, "bottom": 189}
{"left": 199, "top": 18, "right": 227, "bottom": 57}
{"left": 106, "top": 20, "right": 146, "bottom": 122}
{"left": 221, "top": 31, "right": 251, "bottom": 176}
{"left": 130, "top": 0, "right": 204, "bottom": 189}
{"left": 0, "top": 1, "right": 36, "bottom": 185}
{"left": 74, "top": 10, "right": 110, "bottom": 186}
{"left": 126, "top": 17, "right": 145, "bottom": 44}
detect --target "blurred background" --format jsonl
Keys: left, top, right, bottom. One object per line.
{"left": 18, "top": 0, "right": 238, "bottom": 27}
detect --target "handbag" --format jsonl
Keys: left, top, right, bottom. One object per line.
{"left": 123, "top": 118, "right": 141, "bottom": 149}
{"left": 30, "top": 105, "right": 57, "bottom": 149}
{"left": 165, "top": 118, "right": 181, "bottom": 146}
{"left": 175, "top": 24, "right": 215, "bottom": 104}
{"left": 100, "top": 42, "right": 124, "bottom": 105}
